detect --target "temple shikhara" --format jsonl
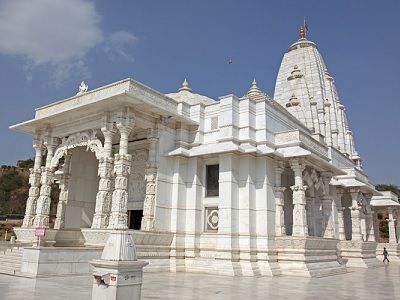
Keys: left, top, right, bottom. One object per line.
{"left": 6, "top": 26, "right": 400, "bottom": 277}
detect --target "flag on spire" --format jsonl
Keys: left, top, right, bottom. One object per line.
{"left": 304, "top": 17, "right": 309, "bottom": 37}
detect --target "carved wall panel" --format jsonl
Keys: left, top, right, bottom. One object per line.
{"left": 128, "top": 149, "right": 148, "bottom": 204}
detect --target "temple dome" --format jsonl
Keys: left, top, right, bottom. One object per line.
{"left": 167, "top": 79, "right": 215, "bottom": 105}
{"left": 273, "top": 32, "right": 360, "bottom": 163}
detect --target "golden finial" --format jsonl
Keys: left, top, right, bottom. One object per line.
{"left": 299, "top": 26, "right": 305, "bottom": 39}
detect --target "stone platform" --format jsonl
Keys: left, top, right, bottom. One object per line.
{"left": 339, "top": 240, "right": 381, "bottom": 268}
{"left": 275, "top": 236, "right": 346, "bottom": 277}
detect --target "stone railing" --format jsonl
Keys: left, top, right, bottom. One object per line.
{"left": 329, "top": 147, "right": 355, "bottom": 169}
{"left": 275, "top": 130, "right": 329, "bottom": 159}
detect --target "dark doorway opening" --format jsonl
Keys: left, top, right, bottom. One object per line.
{"left": 128, "top": 210, "right": 143, "bottom": 230}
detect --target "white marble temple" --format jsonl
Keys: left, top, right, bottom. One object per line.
{"left": 7, "top": 26, "right": 397, "bottom": 278}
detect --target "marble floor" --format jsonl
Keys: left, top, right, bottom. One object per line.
{"left": 0, "top": 264, "right": 398, "bottom": 300}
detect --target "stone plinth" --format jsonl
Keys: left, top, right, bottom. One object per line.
{"left": 14, "top": 228, "right": 57, "bottom": 246}
{"left": 376, "top": 243, "right": 400, "bottom": 262}
{"left": 339, "top": 240, "right": 381, "bottom": 268}
{"left": 14, "top": 227, "right": 85, "bottom": 247}
{"left": 275, "top": 236, "right": 346, "bottom": 277}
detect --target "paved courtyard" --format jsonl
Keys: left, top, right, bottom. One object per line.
{"left": 0, "top": 264, "right": 398, "bottom": 300}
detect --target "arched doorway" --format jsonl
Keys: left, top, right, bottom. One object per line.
{"left": 64, "top": 147, "right": 99, "bottom": 229}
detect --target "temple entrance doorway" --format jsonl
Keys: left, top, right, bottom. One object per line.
{"left": 64, "top": 147, "right": 99, "bottom": 229}
{"left": 128, "top": 210, "right": 143, "bottom": 230}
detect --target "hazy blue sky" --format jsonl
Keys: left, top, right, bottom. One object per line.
{"left": 0, "top": 0, "right": 399, "bottom": 184}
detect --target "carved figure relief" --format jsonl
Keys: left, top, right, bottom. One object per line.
{"left": 128, "top": 149, "right": 148, "bottom": 203}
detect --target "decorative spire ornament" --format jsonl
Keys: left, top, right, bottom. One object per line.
{"left": 178, "top": 78, "right": 193, "bottom": 93}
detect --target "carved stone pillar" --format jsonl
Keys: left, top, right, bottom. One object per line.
{"left": 374, "top": 209, "right": 381, "bottom": 242}
{"left": 306, "top": 191, "right": 315, "bottom": 236}
{"left": 349, "top": 188, "right": 362, "bottom": 241}
{"left": 33, "top": 134, "right": 59, "bottom": 228}
{"left": 336, "top": 188, "right": 346, "bottom": 240}
{"left": 22, "top": 133, "right": 43, "bottom": 228}
{"left": 92, "top": 117, "right": 116, "bottom": 229}
{"left": 54, "top": 151, "right": 71, "bottom": 230}
{"left": 363, "top": 194, "right": 375, "bottom": 242}
{"left": 141, "top": 129, "right": 159, "bottom": 231}
{"left": 387, "top": 207, "right": 397, "bottom": 244}
{"left": 274, "top": 161, "right": 286, "bottom": 236}
{"left": 321, "top": 172, "right": 334, "bottom": 238}
{"left": 290, "top": 159, "right": 308, "bottom": 237}
{"left": 108, "top": 110, "right": 134, "bottom": 230}
{"left": 366, "top": 210, "right": 376, "bottom": 242}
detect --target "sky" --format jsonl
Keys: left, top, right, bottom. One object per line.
{"left": 0, "top": 0, "right": 399, "bottom": 185}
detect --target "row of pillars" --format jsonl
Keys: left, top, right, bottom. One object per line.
{"left": 274, "top": 158, "right": 334, "bottom": 238}
{"left": 273, "top": 158, "right": 374, "bottom": 241}
{"left": 22, "top": 109, "right": 159, "bottom": 232}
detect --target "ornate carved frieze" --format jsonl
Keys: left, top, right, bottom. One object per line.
{"left": 51, "top": 130, "right": 105, "bottom": 168}
{"left": 275, "top": 130, "right": 329, "bottom": 159}
{"left": 128, "top": 149, "right": 148, "bottom": 204}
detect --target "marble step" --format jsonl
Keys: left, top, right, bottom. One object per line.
{"left": 0, "top": 256, "right": 22, "bottom": 264}
{"left": 0, "top": 266, "right": 20, "bottom": 275}
{"left": 0, "top": 253, "right": 23, "bottom": 259}
{"left": 0, "top": 261, "right": 21, "bottom": 271}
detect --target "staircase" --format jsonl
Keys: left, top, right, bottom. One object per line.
{"left": 0, "top": 246, "right": 23, "bottom": 275}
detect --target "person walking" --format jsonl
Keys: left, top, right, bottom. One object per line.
{"left": 383, "top": 247, "right": 390, "bottom": 263}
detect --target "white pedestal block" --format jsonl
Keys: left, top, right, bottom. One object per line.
{"left": 91, "top": 260, "right": 148, "bottom": 300}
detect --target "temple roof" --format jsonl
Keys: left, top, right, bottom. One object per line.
{"left": 167, "top": 79, "right": 215, "bottom": 105}
{"left": 371, "top": 191, "right": 400, "bottom": 207}
{"left": 273, "top": 31, "right": 361, "bottom": 163}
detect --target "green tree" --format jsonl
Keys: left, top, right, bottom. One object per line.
{"left": 16, "top": 158, "right": 34, "bottom": 170}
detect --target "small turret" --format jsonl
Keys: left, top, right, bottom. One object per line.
{"left": 178, "top": 78, "right": 193, "bottom": 93}
{"left": 247, "top": 79, "right": 268, "bottom": 101}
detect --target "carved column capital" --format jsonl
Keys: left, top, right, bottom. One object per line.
{"left": 289, "top": 158, "right": 305, "bottom": 173}
{"left": 33, "top": 131, "right": 43, "bottom": 150}
{"left": 115, "top": 108, "right": 135, "bottom": 130}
